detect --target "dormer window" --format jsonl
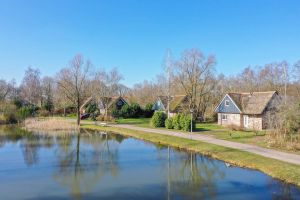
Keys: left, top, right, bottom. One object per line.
{"left": 225, "top": 100, "right": 230, "bottom": 106}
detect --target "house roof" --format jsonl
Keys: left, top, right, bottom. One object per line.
{"left": 227, "top": 91, "right": 277, "bottom": 114}
{"left": 157, "top": 95, "right": 188, "bottom": 112}
{"left": 99, "top": 96, "right": 128, "bottom": 109}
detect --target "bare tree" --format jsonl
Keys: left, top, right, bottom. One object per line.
{"left": 173, "top": 49, "right": 216, "bottom": 120}
{"left": 41, "top": 76, "right": 55, "bottom": 113}
{"left": 0, "top": 79, "right": 12, "bottom": 101}
{"left": 57, "top": 54, "right": 93, "bottom": 126}
{"left": 93, "top": 68, "right": 123, "bottom": 116}
{"left": 20, "top": 67, "right": 42, "bottom": 105}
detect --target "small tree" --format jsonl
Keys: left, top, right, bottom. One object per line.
{"left": 151, "top": 111, "right": 167, "bottom": 127}
{"left": 143, "top": 103, "right": 154, "bottom": 118}
{"left": 165, "top": 118, "right": 173, "bottom": 129}
{"left": 173, "top": 114, "right": 182, "bottom": 130}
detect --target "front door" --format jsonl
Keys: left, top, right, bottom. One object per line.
{"left": 243, "top": 115, "right": 249, "bottom": 128}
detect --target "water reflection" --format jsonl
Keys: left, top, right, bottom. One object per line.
{"left": 163, "top": 147, "right": 225, "bottom": 200}
{"left": 0, "top": 126, "right": 300, "bottom": 200}
{"left": 53, "top": 130, "right": 121, "bottom": 200}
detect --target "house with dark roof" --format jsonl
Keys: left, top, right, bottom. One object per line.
{"left": 215, "top": 91, "right": 280, "bottom": 130}
{"left": 152, "top": 95, "right": 189, "bottom": 117}
{"left": 99, "top": 96, "right": 128, "bottom": 115}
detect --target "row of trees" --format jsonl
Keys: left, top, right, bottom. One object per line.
{"left": 0, "top": 49, "right": 299, "bottom": 128}
{"left": 129, "top": 49, "right": 300, "bottom": 121}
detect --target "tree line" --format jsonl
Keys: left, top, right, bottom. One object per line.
{"left": 0, "top": 49, "right": 299, "bottom": 128}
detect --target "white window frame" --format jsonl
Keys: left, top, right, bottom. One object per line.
{"left": 225, "top": 100, "right": 230, "bottom": 106}
{"left": 221, "top": 114, "right": 228, "bottom": 120}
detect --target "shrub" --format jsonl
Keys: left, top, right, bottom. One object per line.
{"left": 151, "top": 111, "right": 167, "bottom": 127}
{"left": 165, "top": 118, "right": 173, "bottom": 129}
{"left": 181, "top": 115, "right": 196, "bottom": 132}
{"left": 179, "top": 113, "right": 186, "bottom": 129}
{"left": 111, "top": 105, "right": 121, "bottom": 118}
{"left": 120, "top": 104, "right": 132, "bottom": 118}
{"left": 0, "top": 103, "right": 18, "bottom": 124}
{"left": 130, "top": 103, "right": 142, "bottom": 118}
{"left": 143, "top": 103, "right": 154, "bottom": 118}
{"left": 17, "top": 106, "right": 32, "bottom": 120}
{"left": 38, "top": 109, "right": 51, "bottom": 117}
{"left": 173, "top": 114, "right": 182, "bottom": 130}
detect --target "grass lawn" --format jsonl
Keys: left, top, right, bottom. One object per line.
{"left": 113, "top": 117, "right": 299, "bottom": 154}
{"left": 116, "top": 118, "right": 151, "bottom": 127}
{"left": 115, "top": 118, "right": 265, "bottom": 143}
{"left": 80, "top": 123, "right": 300, "bottom": 187}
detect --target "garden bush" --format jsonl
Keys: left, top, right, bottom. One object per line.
{"left": 181, "top": 115, "right": 196, "bottom": 132}
{"left": 119, "top": 104, "right": 131, "bottom": 118}
{"left": 172, "top": 114, "right": 182, "bottom": 130}
{"left": 130, "top": 103, "right": 142, "bottom": 118}
{"left": 165, "top": 118, "right": 173, "bottom": 129}
{"left": 167, "top": 113, "right": 196, "bottom": 132}
{"left": 143, "top": 103, "right": 154, "bottom": 118}
{"left": 151, "top": 111, "right": 166, "bottom": 127}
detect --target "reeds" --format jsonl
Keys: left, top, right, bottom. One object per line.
{"left": 24, "top": 118, "right": 78, "bottom": 132}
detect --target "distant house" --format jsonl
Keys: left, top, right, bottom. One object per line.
{"left": 215, "top": 91, "right": 279, "bottom": 130}
{"left": 99, "top": 96, "right": 128, "bottom": 115}
{"left": 152, "top": 95, "right": 189, "bottom": 117}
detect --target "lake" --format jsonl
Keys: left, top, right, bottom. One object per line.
{"left": 0, "top": 126, "right": 300, "bottom": 200}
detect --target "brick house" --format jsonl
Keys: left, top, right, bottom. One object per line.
{"left": 152, "top": 95, "right": 189, "bottom": 117}
{"left": 215, "top": 91, "right": 279, "bottom": 130}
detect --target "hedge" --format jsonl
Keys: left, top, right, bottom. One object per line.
{"left": 151, "top": 111, "right": 167, "bottom": 127}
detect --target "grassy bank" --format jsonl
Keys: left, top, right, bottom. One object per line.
{"left": 115, "top": 118, "right": 300, "bottom": 154}
{"left": 81, "top": 123, "right": 300, "bottom": 187}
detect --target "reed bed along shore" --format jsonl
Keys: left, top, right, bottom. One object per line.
{"left": 24, "top": 118, "right": 78, "bottom": 132}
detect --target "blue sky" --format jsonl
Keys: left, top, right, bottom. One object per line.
{"left": 0, "top": 0, "right": 299, "bottom": 86}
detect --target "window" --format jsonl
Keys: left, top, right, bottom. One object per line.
{"left": 225, "top": 100, "right": 230, "bottom": 106}
{"left": 222, "top": 114, "right": 227, "bottom": 120}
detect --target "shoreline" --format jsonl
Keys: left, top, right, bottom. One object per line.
{"left": 81, "top": 123, "right": 300, "bottom": 187}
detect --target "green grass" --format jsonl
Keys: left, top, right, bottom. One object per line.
{"left": 81, "top": 123, "right": 300, "bottom": 187}
{"left": 115, "top": 118, "right": 266, "bottom": 143}
{"left": 195, "top": 123, "right": 225, "bottom": 131}
{"left": 116, "top": 118, "right": 151, "bottom": 127}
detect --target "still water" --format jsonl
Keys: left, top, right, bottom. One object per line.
{"left": 0, "top": 126, "right": 300, "bottom": 200}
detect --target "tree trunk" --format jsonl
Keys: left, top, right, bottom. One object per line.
{"left": 77, "top": 105, "right": 80, "bottom": 126}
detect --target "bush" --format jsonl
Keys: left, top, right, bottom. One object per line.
{"left": 38, "top": 109, "right": 51, "bottom": 117}
{"left": 0, "top": 103, "right": 18, "bottom": 124}
{"left": 151, "top": 111, "right": 167, "bottom": 127}
{"left": 130, "top": 103, "right": 142, "bottom": 118}
{"left": 120, "top": 104, "right": 131, "bottom": 118}
{"left": 181, "top": 115, "right": 196, "bottom": 132}
{"left": 17, "top": 106, "right": 32, "bottom": 120}
{"left": 143, "top": 103, "right": 154, "bottom": 118}
{"left": 111, "top": 105, "right": 121, "bottom": 118}
{"left": 173, "top": 114, "right": 182, "bottom": 130}
{"left": 112, "top": 103, "right": 143, "bottom": 118}
{"left": 179, "top": 113, "right": 186, "bottom": 129}
{"left": 165, "top": 118, "right": 173, "bottom": 129}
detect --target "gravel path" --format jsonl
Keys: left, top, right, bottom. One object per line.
{"left": 111, "top": 124, "right": 300, "bottom": 166}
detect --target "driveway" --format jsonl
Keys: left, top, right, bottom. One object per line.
{"left": 111, "top": 124, "right": 300, "bottom": 166}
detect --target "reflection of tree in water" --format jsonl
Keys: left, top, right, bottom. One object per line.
{"left": 270, "top": 181, "right": 297, "bottom": 200}
{"left": 53, "top": 129, "right": 122, "bottom": 200}
{"left": 20, "top": 135, "right": 41, "bottom": 166}
{"left": 169, "top": 151, "right": 225, "bottom": 200}
{"left": 0, "top": 126, "right": 41, "bottom": 166}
